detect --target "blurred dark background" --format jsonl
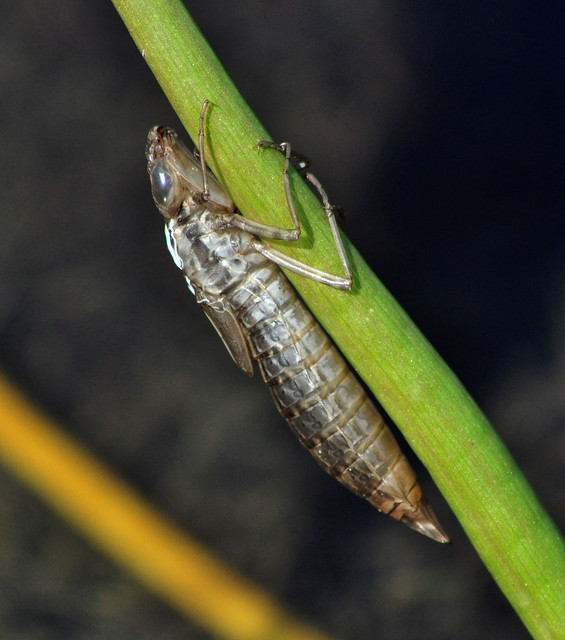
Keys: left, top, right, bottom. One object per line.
{"left": 1, "top": 2, "right": 563, "bottom": 639}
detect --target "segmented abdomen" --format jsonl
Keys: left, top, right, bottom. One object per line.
{"left": 225, "top": 261, "right": 446, "bottom": 541}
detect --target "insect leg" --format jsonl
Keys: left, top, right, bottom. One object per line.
{"left": 215, "top": 213, "right": 299, "bottom": 241}
{"left": 250, "top": 238, "right": 352, "bottom": 290}
{"left": 209, "top": 138, "right": 302, "bottom": 241}
{"left": 198, "top": 103, "right": 300, "bottom": 240}
{"left": 257, "top": 140, "right": 311, "bottom": 173}
{"left": 256, "top": 141, "right": 353, "bottom": 290}
{"left": 303, "top": 172, "right": 352, "bottom": 288}
{"left": 253, "top": 140, "right": 303, "bottom": 241}
{"left": 197, "top": 100, "right": 211, "bottom": 201}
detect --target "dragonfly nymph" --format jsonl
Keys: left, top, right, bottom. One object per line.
{"left": 146, "top": 101, "right": 448, "bottom": 543}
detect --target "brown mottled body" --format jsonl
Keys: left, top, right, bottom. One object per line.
{"left": 145, "top": 102, "right": 448, "bottom": 542}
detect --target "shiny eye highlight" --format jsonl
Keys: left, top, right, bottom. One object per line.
{"left": 149, "top": 159, "right": 183, "bottom": 218}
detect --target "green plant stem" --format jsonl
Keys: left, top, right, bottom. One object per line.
{"left": 112, "top": 1, "right": 565, "bottom": 637}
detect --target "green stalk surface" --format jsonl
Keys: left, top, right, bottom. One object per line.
{"left": 112, "top": 1, "right": 565, "bottom": 638}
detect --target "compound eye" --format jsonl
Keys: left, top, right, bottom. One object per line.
{"left": 150, "top": 159, "right": 182, "bottom": 217}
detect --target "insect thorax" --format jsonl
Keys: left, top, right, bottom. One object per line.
{"left": 166, "top": 213, "right": 269, "bottom": 298}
